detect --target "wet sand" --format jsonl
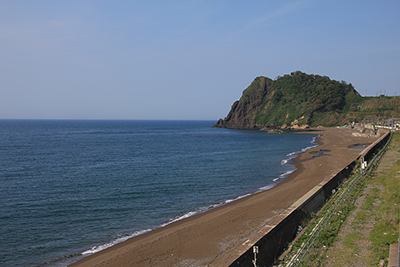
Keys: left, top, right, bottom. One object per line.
{"left": 69, "top": 127, "right": 377, "bottom": 267}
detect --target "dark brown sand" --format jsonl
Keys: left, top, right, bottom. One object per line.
{"left": 69, "top": 127, "right": 377, "bottom": 267}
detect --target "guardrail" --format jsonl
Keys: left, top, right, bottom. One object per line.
{"left": 287, "top": 131, "right": 392, "bottom": 267}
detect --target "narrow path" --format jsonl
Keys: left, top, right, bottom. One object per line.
{"left": 324, "top": 183, "right": 382, "bottom": 266}
{"left": 325, "top": 134, "right": 400, "bottom": 267}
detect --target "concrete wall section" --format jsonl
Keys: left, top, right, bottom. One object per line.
{"left": 359, "top": 130, "right": 390, "bottom": 162}
{"left": 229, "top": 208, "right": 306, "bottom": 267}
{"left": 229, "top": 132, "right": 389, "bottom": 267}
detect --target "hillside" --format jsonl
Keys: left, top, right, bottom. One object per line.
{"left": 213, "top": 71, "right": 400, "bottom": 129}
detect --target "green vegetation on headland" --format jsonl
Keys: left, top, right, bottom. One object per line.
{"left": 214, "top": 71, "right": 400, "bottom": 129}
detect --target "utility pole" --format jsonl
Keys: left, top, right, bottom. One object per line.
{"left": 252, "top": 246, "right": 258, "bottom": 267}
{"left": 361, "top": 157, "right": 367, "bottom": 175}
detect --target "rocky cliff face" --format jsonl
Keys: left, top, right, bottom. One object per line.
{"left": 213, "top": 76, "right": 273, "bottom": 129}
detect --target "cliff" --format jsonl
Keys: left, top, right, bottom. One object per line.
{"left": 214, "top": 71, "right": 400, "bottom": 129}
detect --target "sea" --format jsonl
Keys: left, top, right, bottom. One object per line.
{"left": 0, "top": 120, "right": 318, "bottom": 267}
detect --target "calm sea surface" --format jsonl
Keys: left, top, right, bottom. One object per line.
{"left": 0, "top": 120, "right": 317, "bottom": 267}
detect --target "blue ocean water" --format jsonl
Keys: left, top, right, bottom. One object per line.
{"left": 0, "top": 120, "right": 317, "bottom": 267}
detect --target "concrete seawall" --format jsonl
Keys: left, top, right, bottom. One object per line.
{"left": 229, "top": 130, "right": 390, "bottom": 267}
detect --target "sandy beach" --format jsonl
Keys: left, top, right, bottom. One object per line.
{"left": 69, "top": 127, "right": 378, "bottom": 267}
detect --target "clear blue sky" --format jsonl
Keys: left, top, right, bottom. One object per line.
{"left": 1, "top": 0, "right": 399, "bottom": 120}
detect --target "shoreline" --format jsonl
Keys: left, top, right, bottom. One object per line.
{"left": 69, "top": 127, "right": 377, "bottom": 267}
{"left": 67, "top": 134, "right": 317, "bottom": 260}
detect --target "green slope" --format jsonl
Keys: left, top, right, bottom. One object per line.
{"left": 218, "top": 71, "right": 400, "bottom": 128}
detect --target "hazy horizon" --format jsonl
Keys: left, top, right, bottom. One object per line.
{"left": 1, "top": 1, "right": 399, "bottom": 120}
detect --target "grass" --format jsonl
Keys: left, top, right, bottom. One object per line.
{"left": 331, "top": 132, "right": 400, "bottom": 265}
{"left": 277, "top": 132, "right": 399, "bottom": 266}
{"left": 343, "top": 233, "right": 362, "bottom": 250}
{"left": 277, "top": 169, "right": 364, "bottom": 266}
{"left": 355, "top": 210, "right": 367, "bottom": 222}
{"left": 367, "top": 151, "right": 400, "bottom": 264}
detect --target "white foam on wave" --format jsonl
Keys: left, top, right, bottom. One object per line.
{"left": 160, "top": 193, "right": 252, "bottom": 228}
{"left": 258, "top": 184, "right": 276, "bottom": 191}
{"left": 311, "top": 135, "right": 318, "bottom": 143}
{"left": 225, "top": 193, "right": 251, "bottom": 203}
{"left": 281, "top": 135, "right": 320, "bottom": 166}
{"left": 160, "top": 211, "right": 199, "bottom": 227}
{"left": 81, "top": 228, "right": 152, "bottom": 255}
{"left": 282, "top": 151, "right": 299, "bottom": 165}
{"left": 80, "top": 191, "right": 257, "bottom": 258}
{"left": 301, "top": 145, "right": 318, "bottom": 152}
{"left": 160, "top": 134, "right": 322, "bottom": 240}
{"left": 286, "top": 151, "right": 297, "bottom": 157}
{"left": 272, "top": 169, "right": 296, "bottom": 182}
{"left": 272, "top": 134, "right": 320, "bottom": 190}
{"left": 80, "top": 135, "right": 321, "bottom": 258}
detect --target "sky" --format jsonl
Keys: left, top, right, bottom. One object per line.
{"left": 1, "top": 0, "right": 399, "bottom": 120}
